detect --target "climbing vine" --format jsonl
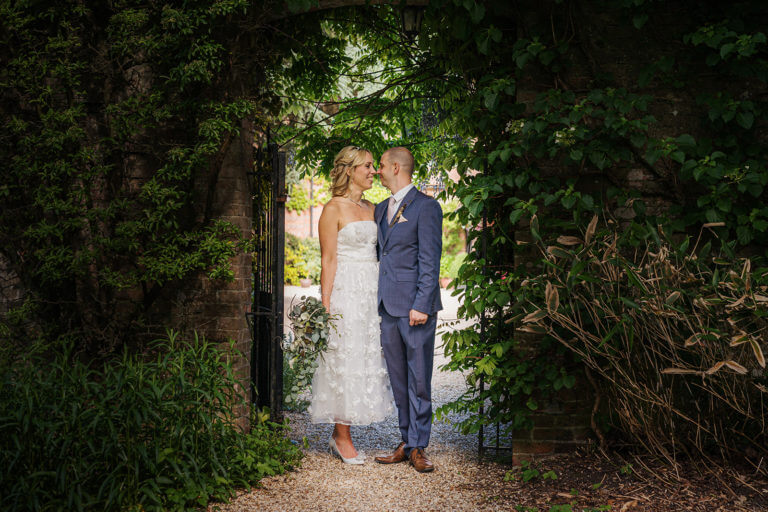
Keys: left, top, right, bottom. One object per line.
{"left": 0, "top": 0, "right": 339, "bottom": 350}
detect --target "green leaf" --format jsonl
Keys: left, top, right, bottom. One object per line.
{"left": 515, "top": 52, "right": 530, "bottom": 69}
{"left": 476, "top": 33, "right": 490, "bottom": 54}
{"left": 676, "top": 134, "right": 696, "bottom": 147}
{"left": 620, "top": 297, "right": 641, "bottom": 309}
{"left": 720, "top": 42, "right": 735, "bottom": 59}
{"left": 495, "top": 291, "right": 511, "bottom": 307}
{"left": 285, "top": 0, "right": 310, "bottom": 13}
{"left": 630, "top": 133, "right": 646, "bottom": 148}
{"left": 530, "top": 214, "right": 541, "bottom": 241}
{"left": 470, "top": 3, "right": 486, "bottom": 23}
{"left": 736, "top": 225, "right": 752, "bottom": 245}
{"left": 645, "top": 148, "right": 662, "bottom": 165}
{"left": 632, "top": 14, "right": 649, "bottom": 29}
{"left": 736, "top": 111, "right": 754, "bottom": 129}
{"left": 589, "top": 151, "right": 607, "bottom": 170}
{"left": 484, "top": 91, "right": 499, "bottom": 110}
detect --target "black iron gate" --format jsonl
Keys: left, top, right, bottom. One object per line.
{"left": 247, "top": 142, "right": 286, "bottom": 421}
{"left": 478, "top": 168, "right": 514, "bottom": 459}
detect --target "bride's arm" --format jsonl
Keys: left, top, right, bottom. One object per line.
{"left": 318, "top": 201, "right": 340, "bottom": 310}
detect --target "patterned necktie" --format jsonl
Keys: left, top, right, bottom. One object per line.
{"left": 386, "top": 196, "right": 397, "bottom": 224}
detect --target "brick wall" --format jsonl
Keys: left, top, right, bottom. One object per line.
{"left": 286, "top": 202, "right": 324, "bottom": 239}
{"left": 179, "top": 120, "right": 254, "bottom": 429}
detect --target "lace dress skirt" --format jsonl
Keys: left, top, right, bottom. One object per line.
{"left": 309, "top": 221, "right": 394, "bottom": 425}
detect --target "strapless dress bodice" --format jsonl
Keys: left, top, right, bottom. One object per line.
{"left": 336, "top": 221, "right": 377, "bottom": 262}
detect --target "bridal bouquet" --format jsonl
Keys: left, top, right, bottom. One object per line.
{"left": 284, "top": 295, "right": 339, "bottom": 358}
{"left": 282, "top": 296, "right": 339, "bottom": 407}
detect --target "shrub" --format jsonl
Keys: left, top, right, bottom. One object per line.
{"left": 285, "top": 233, "right": 308, "bottom": 285}
{"left": 0, "top": 332, "right": 302, "bottom": 511}
{"left": 286, "top": 182, "right": 312, "bottom": 213}
{"left": 1, "top": 1, "right": 284, "bottom": 351}
{"left": 440, "top": 252, "right": 467, "bottom": 280}
{"left": 286, "top": 177, "right": 330, "bottom": 214}
{"left": 284, "top": 245, "right": 307, "bottom": 285}
{"left": 302, "top": 237, "right": 321, "bottom": 284}
{"left": 441, "top": 198, "right": 466, "bottom": 257}
{"left": 284, "top": 233, "right": 320, "bottom": 285}
{"left": 519, "top": 218, "right": 768, "bottom": 468}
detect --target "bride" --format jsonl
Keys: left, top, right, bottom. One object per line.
{"left": 308, "top": 145, "right": 394, "bottom": 464}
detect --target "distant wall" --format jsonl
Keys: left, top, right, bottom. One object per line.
{"left": 286, "top": 204, "right": 324, "bottom": 240}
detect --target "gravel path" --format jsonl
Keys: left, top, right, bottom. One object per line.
{"left": 211, "top": 287, "right": 767, "bottom": 511}
{"left": 213, "top": 287, "right": 510, "bottom": 511}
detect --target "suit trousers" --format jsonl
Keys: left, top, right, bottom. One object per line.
{"left": 379, "top": 305, "right": 436, "bottom": 455}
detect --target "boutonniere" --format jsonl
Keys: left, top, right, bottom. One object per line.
{"left": 389, "top": 201, "right": 409, "bottom": 227}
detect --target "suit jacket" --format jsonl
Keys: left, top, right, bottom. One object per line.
{"left": 376, "top": 187, "right": 443, "bottom": 317}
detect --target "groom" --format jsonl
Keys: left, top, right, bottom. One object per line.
{"left": 374, "top": 147, "right": 442, "bottom": 473}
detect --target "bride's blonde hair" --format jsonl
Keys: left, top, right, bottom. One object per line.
{"left": 330, "top": 145, "right": 371, "bottom": 197}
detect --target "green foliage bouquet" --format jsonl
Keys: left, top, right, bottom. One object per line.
{"left": 282, "top": 296, "right": 339, "bottom": 407}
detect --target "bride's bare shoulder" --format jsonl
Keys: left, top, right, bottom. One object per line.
{"left": 319, "top": 198, "right": 343, "bottom": 227}
{"left": 323, "top": 196, "right": 342, "bottom": 209}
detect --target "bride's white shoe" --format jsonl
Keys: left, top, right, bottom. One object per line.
{"left": 329, "top": 437, "right": 365, "bottom": 465}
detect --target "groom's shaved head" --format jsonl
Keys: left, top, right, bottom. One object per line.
{"left": 383, "top": 147, "right": 414, "bottom": 176}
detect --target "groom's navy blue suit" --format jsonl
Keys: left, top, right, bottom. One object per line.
{"left": 375, "top": 186, "right": 442, "bottom": 455}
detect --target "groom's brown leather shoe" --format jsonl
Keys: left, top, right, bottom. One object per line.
{"left": 374, "top": 442, "right": 407, "bottom": 464}
{"left": 409, "top": 448, "right": 435, "bottom": 473}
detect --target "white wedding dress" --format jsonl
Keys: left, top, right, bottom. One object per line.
{"left": 309, "top": 220, "right": 394, "bottom": 425}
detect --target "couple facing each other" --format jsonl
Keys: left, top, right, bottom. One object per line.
{"left": 308, "top": 145, "right": 442, "bottom": 473}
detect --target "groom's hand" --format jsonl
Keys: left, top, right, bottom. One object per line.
{"left": 409, "top": 309, "right": 428, "bottom": 326}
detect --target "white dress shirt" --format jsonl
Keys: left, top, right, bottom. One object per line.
{"left": 387, "top": 183, "right": 414, "bottom": 221}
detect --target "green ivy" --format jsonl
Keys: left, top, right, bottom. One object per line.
{"left": 286, "top": 177, "right": 330, "bottom": 213}
{"left": 0, "top": 0, "right": 336, "bottom": 349}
